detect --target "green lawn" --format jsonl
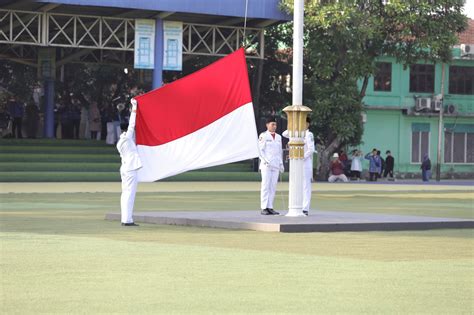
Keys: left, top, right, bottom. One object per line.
{"left": 1, "top": 184, "right": 473, "bottom": 314}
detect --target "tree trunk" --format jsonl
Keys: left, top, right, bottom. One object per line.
{"left": 315, "top": 138, "right": 341, "bottom": 181}
{"left": 359, "top": 75, "right": 369, "bottom": 98}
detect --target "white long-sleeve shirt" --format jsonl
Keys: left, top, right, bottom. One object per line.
{"left": 258, "top": 130, "right": 283, "bottom": 171}
{"left": 116, "top": 109, "right": 142, "bottom": 172}
{"left": 282, "top": 129, "right": 316, "bottom": 166}
{"left": 350, "top": 155, "right": 363, "bottom": 172}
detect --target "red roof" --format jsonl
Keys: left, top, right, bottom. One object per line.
{"left": 458, "top": 18, "right": 474, "bottom": 44}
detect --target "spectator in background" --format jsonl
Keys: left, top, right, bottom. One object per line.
{"left": 7, "top": 95, "right": 24, "bottom": 139}
{"left": 339, "top": 149, "right": 348, "bottom": 167}
{"left": 70, "top": 99, "right": 82, "bottom": 139}
{"left": 328, "top": 153, "right": 349, "bottom": 183}
{"left": 365, "top": 148, "right": 381, "bottom": 181}
{"left": 377, "top": 150, "right": 385, "bottom": 179}
{"left": 60, "top": 103, "right": 73, "bottom": 139}
{"left": 384, "top": 150, "right": 395, "bottom": 180}
{"left": 24, "top": 100, "right": 39, "bottom": 138}
{"left": 0, "top": 102, "right": 11, "bottom": 138}
{"left": 89, "top": 101, "right": 101, "bottom": 140}
{"left": 350, "top": 150, "right": 363, "bottom": 181}
{"left": 421, "top": 153, "right": 431, "bottom": 182}
{"left": 54, "top": 100, "right": 63, "bottom": 138}
{"left": 79, "top": 103, "right": 89, "bottom": 139}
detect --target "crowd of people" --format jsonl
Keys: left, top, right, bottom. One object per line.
{"left": 329, "top": 148, "right": 397, "bottom": 182}
{"left": 0, "top": 86, "right": 145, "bottom": 142}
{"left": 1, "top": 93, "right": 435, "bottom": 183}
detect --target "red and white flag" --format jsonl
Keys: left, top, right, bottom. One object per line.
{"left": 134, "top": 48, "right": 259, "bottom": 182}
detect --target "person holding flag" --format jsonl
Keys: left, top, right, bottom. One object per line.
{"left": 258, "top": 117, "right": 284, "bottom": 215}
{"left": 282, "top": 116, "right": 315, "bottom": 215}
{"left": 117, "top": 99, "right": 142, "bottom": 226}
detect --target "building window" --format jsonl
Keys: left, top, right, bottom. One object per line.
{"left": 374, "top": 62, "right": 392, "bottom": 91}
{"left": 411, "top": 130, "right": 430, "bottom": 163}
{"left": 444, "top": 131, "right": 474, "bottom": 163}
{"left": 409, "top": 64, "right": 435, "bottom": 93}
{"left": 448, "top": 66, "right": 474, "bottom": 95}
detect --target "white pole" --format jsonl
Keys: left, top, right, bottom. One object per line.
{"left": 286, "top": 0, "right": 305, "bottom": 217}
{"left": 293, "top": 0, "right": 304, "bottom": 106}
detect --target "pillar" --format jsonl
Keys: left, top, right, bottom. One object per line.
{"left": 152, "top": 18, "right": 164, "bottom": 89}
{"left": 43, "top": 79, "right": 55, "bottom": 138}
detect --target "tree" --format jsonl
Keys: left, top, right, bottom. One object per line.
{"left": 256, "top": 23, "right": 293, "bottom": 119}
{"left": 281, "top": 0, "right": 467, "bottom": 180}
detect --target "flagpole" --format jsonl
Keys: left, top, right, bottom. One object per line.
{"left": 284, "top": 0, "right": 311, "bottom": 217}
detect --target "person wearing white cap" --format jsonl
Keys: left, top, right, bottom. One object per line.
{"left": 328, "top": 152, "right": 349, "bottom": 183}
{"left": 258, "top": 117, "right": 284, "bottom": 215}
{"left": 116, "top": 99, "right": 142, "bottom": 226}
{"left": 282, "top": 116, "right": 316, "bottom": 215}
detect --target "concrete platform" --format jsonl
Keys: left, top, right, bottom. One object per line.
{"left": 105, "top": 210, "right": 474, "bottom": 233}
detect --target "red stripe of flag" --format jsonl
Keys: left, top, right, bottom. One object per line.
{"left": 135, "top": 48, "right": 252, "bottom": 146}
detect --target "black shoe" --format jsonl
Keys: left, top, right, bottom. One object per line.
{"left": 261, "top": 209, "right": 272, "bottom": 215}
{"left": 268, "top": 208, "right": 280, "bottom": 215}
{"left": 121, "top": 222, "right": 139, "bottom": 226}
{"left": 303, "top": 210, "right": 309, "bottom": 216}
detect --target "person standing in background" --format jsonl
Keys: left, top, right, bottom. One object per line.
{"left": 377, "top": 150, "right": 385, "bottom": 179}
{"left": 421, "top": 153, "right": 431, "bottom": 182}
{"left": 350, "top": 150, "right": 363, "bottom": 181}
{"left": 89, "top": 101, "right": 101, "bottom": 140}
{"left": 7, "top": 95, "right": 24, "bottom": 139}
{"left": 365, "top": 149, "right": 381, "bottom": 181}
{"left": 70, "top": 99, "right": 82, "bottom": 139}
{"left": 384, "top": 150, "right": 395, "bottom": 180}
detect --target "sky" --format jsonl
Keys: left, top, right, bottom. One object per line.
{"left": 465, "top": 0, "right": 474, "bottom": 19}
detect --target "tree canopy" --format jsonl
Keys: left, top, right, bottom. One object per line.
{"left": 280, "top": 0, "right": 467, "bottom": 179}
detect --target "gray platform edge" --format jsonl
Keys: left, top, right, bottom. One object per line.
{"left": 104, "top": 213, "right": 474, "bottom": 233}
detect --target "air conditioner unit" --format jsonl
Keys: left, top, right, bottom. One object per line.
{"left": 415, "top": 98, "right": 431, "bottom": 111}
{"left": 460, "top": 44, "right": 474, "bottom": 55}
{"left": 431, "top": 100, "right": 442, "bottom": 111}
{"left": 445, "top": 104, "right": 458, "bottom": 115}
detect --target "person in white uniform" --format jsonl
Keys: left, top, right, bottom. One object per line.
{"left": 258, "top": 117, "right": 284, "bottom": 215}
{"left": 116, "top": 99, "right": 142, "bottom": 226}
{"left": 282, "top": 117, "right": 316, "bottom": 216}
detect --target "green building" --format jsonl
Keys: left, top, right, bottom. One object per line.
{"left": 357, "top": 21, "right": 474, "bottom": 179}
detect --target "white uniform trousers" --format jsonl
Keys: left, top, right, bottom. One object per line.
{"left": 303, "top": 163, "right": 312, "bottom": 211}
{"left": 260, "top": 167, "right": 279, "bottom": 209}
{"left": 120, "top": 166, "right": 138, "bottom": 223}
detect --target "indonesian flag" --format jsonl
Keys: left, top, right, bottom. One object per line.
{"left": 134, "top": 48, "right": 259, "bottom": 182}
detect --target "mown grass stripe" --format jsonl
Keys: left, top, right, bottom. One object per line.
{"left": 0, "top": 171, "right": 274, "bottom": 182}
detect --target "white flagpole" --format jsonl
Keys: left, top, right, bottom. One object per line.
{"left": 285, "top": 0, "right": 309, "bottom": 217}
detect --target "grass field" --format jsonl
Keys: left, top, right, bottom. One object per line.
{"left": 1, "top": 182, "right": 473, "bottom": 314}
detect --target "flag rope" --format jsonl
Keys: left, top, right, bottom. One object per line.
{"left": 242, "top": 0, "right": 249, "bottom": 47}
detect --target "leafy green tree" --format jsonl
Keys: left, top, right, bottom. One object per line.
{"left": 281, "top": 0, "right": 467, "bottom": 179}
{"left": 0, "top": 61, "right": 37, "bottom": 104}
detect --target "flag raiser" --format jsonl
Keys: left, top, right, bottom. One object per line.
{"left": 133, "top": 48, "right": 259, "bottom": 182}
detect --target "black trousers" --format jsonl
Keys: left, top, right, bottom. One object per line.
{"left": 71, "top": 119, "right": 80, "bottom": 139}
{"left": 352, "top": 170, "right": 361, "bottom": 179}
{"left": 12, "top": 117, "right": 23, "bottom": 138}
{"left": 369, "top": 172, "right": 378, "bottom": 181}
{"left": 384, "top": 169, "right": 394, "bottom": 178}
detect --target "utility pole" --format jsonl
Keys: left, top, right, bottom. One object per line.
{"left": 436, "top": 63, "right": 446, "bottom": 182}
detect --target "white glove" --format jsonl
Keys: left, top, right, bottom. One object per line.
{"left": 279, "top": 164, "right": 285, "bottom": 173}
{"left": 131, "top": 98, "right": 138, "bottom": 111}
